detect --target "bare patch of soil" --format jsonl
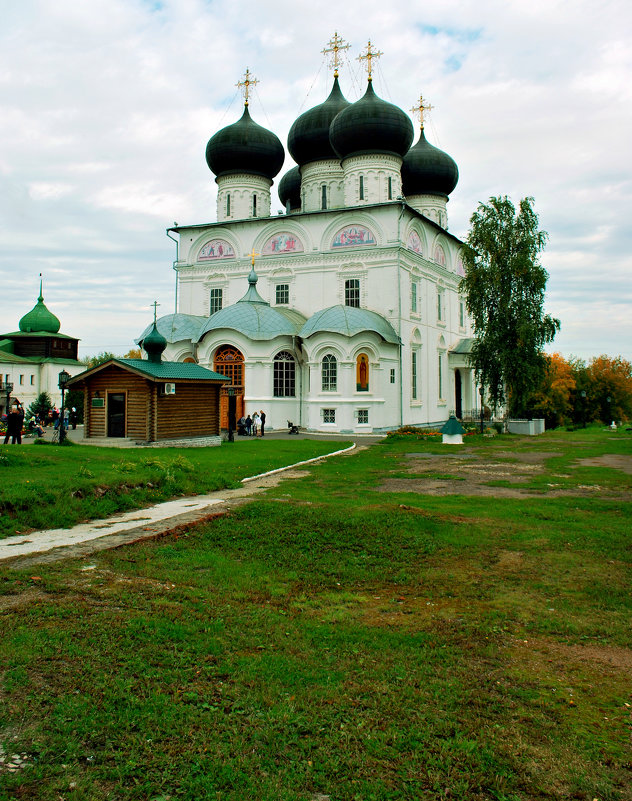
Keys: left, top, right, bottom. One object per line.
{"left": 577, "top": 454, "right": 632, "bottom": 475}
{"left": 377, "top": 450, "right": 629, "bottom": 498}
{"left": 511, "top": 635, "right": 632, "bottom": 675}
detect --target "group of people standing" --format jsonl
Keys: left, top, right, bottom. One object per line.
{"left": 2, "top": 403, "right": 79, "bottom": 445}
{"left": 238, "top": 410, "right": 266, "bottom": 437}
{"left": 3, "top": 402, "right": 25, "bottom": 445}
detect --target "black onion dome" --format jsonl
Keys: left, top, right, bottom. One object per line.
{"left": 287, "top": 76, "right": 351, "bottom": 165}
{"left": 278, "top": 166, "right": 301, "bottom": 211}
{"left": 142, "top": 322, "right": 167, "bottom": 364}
{"left": 401, "top": 129, "right": 459, "bottom": 197}
{"left": 329, "top": 81, "right": 414, "bottom": 160}
{"left": 205, "top": 105, "right": 285, "bottom": 180}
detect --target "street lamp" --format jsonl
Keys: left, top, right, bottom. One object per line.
{"left": 580, "top": 390, "right": 587, "bottom": 428}
{"left": 58, "top": 370, "right": 70, "bottom": 444}
{"left": 2, "top": 381, "right": 13, "bottom": 415}
{"left": 479, "top": 385, "right": 485, "bottom": 435}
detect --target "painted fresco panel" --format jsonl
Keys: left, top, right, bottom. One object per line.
{"left": 332, "top": 226, "right": 376, "bottom": 248}
{"left": 198, "top": 240, "right": 235, "bottom": 261}
{"left": 262, "top": 233, "right": 304, "bottom": 255}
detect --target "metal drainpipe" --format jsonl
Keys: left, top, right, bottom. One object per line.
{"left": 293, "top": 335, "right": 303, "bottom": 427}
{"left": 397, "top": 201, "right": 406, "bottom": 428}
{"left": 166, "top": 229, "right": 179, "bottom": 314}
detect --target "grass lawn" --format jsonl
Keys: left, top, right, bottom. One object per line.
{"left": 0, "top": 439, "right": 346, "bottom": 540}
{"left": 1, "top": 427, "right": 631, "bottom": 800}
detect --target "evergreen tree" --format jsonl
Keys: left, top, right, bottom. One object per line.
{"left": 460, "top": 196, "right": 560, "bottom": 416}
{"left": 28, "top": 391, "right": 53, "bottom": 419}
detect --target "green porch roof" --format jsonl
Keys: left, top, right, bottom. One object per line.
{"left": 68, "top": 358, "right": 229, "bottom": 385}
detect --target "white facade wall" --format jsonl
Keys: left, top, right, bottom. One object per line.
{"left": 164, "top": 200, "right": 472, "bottom": 432}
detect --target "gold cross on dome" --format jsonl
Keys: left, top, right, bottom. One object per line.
{"left": 247, "top": 248, "right": 259, "bottom": 267}
{"left": 411, "top": 94, "right": 434, "bottom": 131}
{"left": 357, "top": 39, "right": 382, "bottom": 81}
{"left": 151, "top": 300, "right": 160, "bottom": 324}
{"left": 236, "top": 68, "right": 258, "bottom": 106}
{"left": 322, "top": 31, "right": 350, "bottom": 78}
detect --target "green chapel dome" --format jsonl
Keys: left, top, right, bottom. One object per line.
{"left": 196, "top": 268, "right": 306, "bottom": 342}
{"left": 141, "top": 321, "right": 168, "bottom": 363}
{"left": 19, "top": 283, "right": 61, "bottom": 333}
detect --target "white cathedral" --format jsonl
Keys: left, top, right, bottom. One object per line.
{"left": 139, "top": 38, "right": 475, "bottom": 434}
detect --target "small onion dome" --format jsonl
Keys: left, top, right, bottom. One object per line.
{"left": 196, "top": 268, "right": 306, "bottom": 342}
{"left": 278, "top": 166, "right": 301, "bottom": 211}
{"left": 288, "top": 75, "right": 351, "bottom": 165}
{"left": 300, "top": 305, "right": 400, "bottom": 344}
{"left": 329, "top": 81, "right": 414, "bottom": 160}
{"left": 402, "top": 129, "right": 459, "bottom": 197}
{"left": 19, "top": 288, "right": 60, "bottom": 333}
{"left": 141, "top": 321, "right": 167, "bottom": 364}
{"left": 205, "top": 104, "right": 285, "bottom": 180}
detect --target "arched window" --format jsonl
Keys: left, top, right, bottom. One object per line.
{"left": 214, "top": 345, "right": 244, "bottom": 387}
{"left": 322, "top": 354, "right": 337, "bottom": 391}
{"left": 273, "top": 351, "right": 296, "bottom": 397}
{"left": 356, "top": 353, "right": 369, "bottom": 391}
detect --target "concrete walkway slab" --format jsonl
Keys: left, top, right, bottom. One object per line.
{"left": 1, "top": 443, "right": 358, "bottom": 566}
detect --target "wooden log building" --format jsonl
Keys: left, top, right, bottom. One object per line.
{"left": 67, "top": 323, "right": 228, "bottom": 443}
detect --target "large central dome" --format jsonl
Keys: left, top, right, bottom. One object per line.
{"left": 329, "top": 80, "right": 414, "bottom": 160}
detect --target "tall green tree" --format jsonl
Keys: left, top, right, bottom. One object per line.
{"left": 459, "top": 196, "right": 560, "bottom": 416}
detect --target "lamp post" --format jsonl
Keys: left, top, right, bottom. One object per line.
{"left": 580, "top": 390, "right": 587, "bottom": 428}
{"left": 58, "top": 370, "right": 70, "bottom": 443}
{"left": 479, "top": 385, "right": 485, "bottom": 435}
{"left": 2, "top": 381, "right": 13, "bottom": 416}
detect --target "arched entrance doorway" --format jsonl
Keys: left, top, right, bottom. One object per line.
{"left": 214, "top": 345, "right": 245, "bottom": 430}
{"left": 454, "top": 369, "right": 462, "bottom": 419}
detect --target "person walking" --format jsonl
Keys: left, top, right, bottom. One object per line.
{"left": 70, "top": 408, "right": 78, "bottom": 430}
{"left": 245, "top": 414, "right": 252, "bottom": 436}
{"left": 252, "top": 411, "right": 259, "bottom": 437}
{"left": 259, "top": 409, "right": 266, "bottom": 437}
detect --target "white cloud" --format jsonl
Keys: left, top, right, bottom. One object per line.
{"left": 0, "top": 0, "right": 631, "bottom": 360}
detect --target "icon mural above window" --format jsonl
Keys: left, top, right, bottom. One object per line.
{"left": 408, "top": 231, "right": 423, "bottom": 254}
{"left": 433, "top": 245, "right": 446, "bottom": 266}
{"left": 456, "top": 255, "right": 465, "bottom": 276}
{"left": 332, "top": 226, "right": 376, "bottom": 248}
{"left": 198, "top": 239, "right": 235, "bottom": 261}
{"left": 262, "top": 233, "right": 304, "bottom": 255}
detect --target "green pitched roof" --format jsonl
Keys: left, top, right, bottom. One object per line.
{"left": 118, "top": 359, "right": 228, "bottom": 381}
{"left": 68, "top": 359, "right": 229, "bottom": 385}
{"left": 449, "top": 337, "right": 474, "bottom": 354}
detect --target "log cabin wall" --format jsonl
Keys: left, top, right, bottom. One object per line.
{"left": 155, "top": 383, "right": 221, "bottom": 440}
{"left": 83, "top": 366, "right": 150, "bottom": 439}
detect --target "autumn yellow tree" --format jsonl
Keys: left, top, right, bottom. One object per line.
{"left": 531, "top": 352, "right": 576, "bottom": 428}
{"left": 585, "top": 355, "right": 632, "bottom": 423}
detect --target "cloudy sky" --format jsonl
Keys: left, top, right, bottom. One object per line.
{"left": 1, "top": 0, "right": 630, "bottom": 361}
